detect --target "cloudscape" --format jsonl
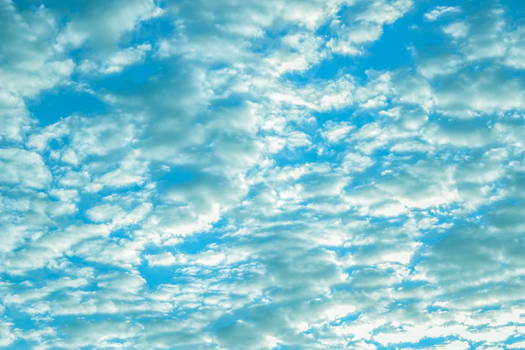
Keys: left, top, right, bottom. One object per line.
{"left": 1, "top": 0, "right": 525, "bottom": 348}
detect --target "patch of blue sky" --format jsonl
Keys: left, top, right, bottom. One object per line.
{"left": 315, "top": 107, "right": 377, "bottom": 128}
{"left": 153, "top": 165, "right": 200, "bottom": 188}
{"left": 172, "top": 231, "right": 226, "bottom": 255}
{"left": 418, "top": 229, "right": 449, "bottom": 246}
{"left": 45, "top": 136, "right": 69, "bottom": 152}
{"left": 397, "top": 336, "right": 466, "bottom": 349}
{"left": 330, "top": 312, "right": 361, "bottom": 326}
{"left": 109, "top": 226, "right": 140, "bottom": 241}
{"left": 27, "top": 88, "right": 107, "bottom": 126}
{"left": 271, "top": 146, "right": 320, "bottom": 168}
{"left": 140, "top": 230, "right": 231, "bottom": 289}
{"left": 209, "top": 93, "right": 247, "bottom": 110}
{"left": 89, "top": 57, "right": 166, "bottom": 93}
{"left": 138, "top": 263, "right": 182, "bottom": 290}
{"left": 503, "top": 5, "right": 525, "bottom": 30}
{"left": 506, "top": 334, "right": 525, "bottom": 347}
{"left": 251, "top": 27, "right": 296, "bottom": 55}
{"left": 272, "top": 345, "right": 302, "bottom": 350}
{"left": 76, "top": 190, "right": 130, "bottom": 216}
{"left": 283, "top": 55, "right": 357, "bottom": 85}
{"left": 123, "top": 13, "right": 174, "bottom": 48}
{"left": 285, "top": 3, "right": 447, "bottom": 87}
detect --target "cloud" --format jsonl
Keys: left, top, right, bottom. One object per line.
{"left": 1, "top": 0, "right": 525, "bottom": 349}
{"left": 0, "top": 0, "right": 73, "bottom": 140}
{"left": 0, "top": 148, "right": 51, "bottom": 189}
{"left": 0, "top": 321, "right": 15, "bottom": 347}
{"left": 327, "top": 0, "right": 413, "bottom": 55}
{"left": 80, "top": 43, "right": 152, "bottom": 74}
{"left": 145, "top": 252, "right": 177, "bottom": 266}
{"left": 54, "top": 0, "right": 162, "bottom": 51}
{"left": 424, "top": 6, "right": 460, "bottom": 21}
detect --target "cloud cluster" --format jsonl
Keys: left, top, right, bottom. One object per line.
{"left": 1, "top": 0, "right": 524, "bottom": 349}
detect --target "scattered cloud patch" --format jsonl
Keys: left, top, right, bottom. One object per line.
{"left": 424, "top": 6, "right": 460, "bottom": 21}
{"left": 1, "top": 0, "right": 524, "bottom": 349}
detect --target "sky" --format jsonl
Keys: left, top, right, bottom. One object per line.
{"left": 1, "top": 0, "right": 525, "bottom": 348}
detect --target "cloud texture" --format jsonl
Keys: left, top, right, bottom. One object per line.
{"left": 1, "top": 0, "right": 525, "bottom": 348}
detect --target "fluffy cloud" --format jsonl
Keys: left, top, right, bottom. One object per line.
{"left": 327, "top": 0, "right": 413, "bottom": 55}
{"left": 1, "top": 0, "right": 524, "bottom": 349}
{"left": 424, "top": 6, "right": 460, "bottom": 21}
{"left": 0, "top": 148, "right": 51, "bottom": 188}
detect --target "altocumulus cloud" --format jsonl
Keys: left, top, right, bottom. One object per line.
{"left": 1, "top": 0, "right": 525, "bottom": 348}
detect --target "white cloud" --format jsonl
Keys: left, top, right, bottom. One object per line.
{"left": 508, "top": 340, "right": 525, "bottom": 349}
{"left": 322, "top": 121, "right": 353, "bottom": 143}
{"left": 0, "top": 1, "right": 74, "bottom": 141}
{"left": 0, "top": 321, "right": 15, "bottom": 347}
{"left": 0, "top": 149, "right": 51, "bottom": 189}
{"left": 2, "top": 0, "right": 525, "bottom": 349}
{"left": 327, "top": 0, "right": 413, "bottom": 55}
{"left": 146, "top": 252, "right": 177, "bottom": 266}
{"left": 87, "top": 204, "right": 124, "bottom": 223}
{"left": 424, "top": 6, "right": 460, "bottom": 21}
{"left": 341, "top": 152, "right": 374, "bottom": 173}
{"left": 505, "top": 26, "right": 525, "bottom": 69}
{"left": 97, "top": 43, "right": 152, "bottom": 74}
{"left": 442, "top": 21, "right": 469, "bottom": 38}
{"left": 55, "top": 0, "right": 162, "bottom": 51}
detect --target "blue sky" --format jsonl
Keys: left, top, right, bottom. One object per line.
{"left": 1, "top": 0, "right": 525, "bottom": 348}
